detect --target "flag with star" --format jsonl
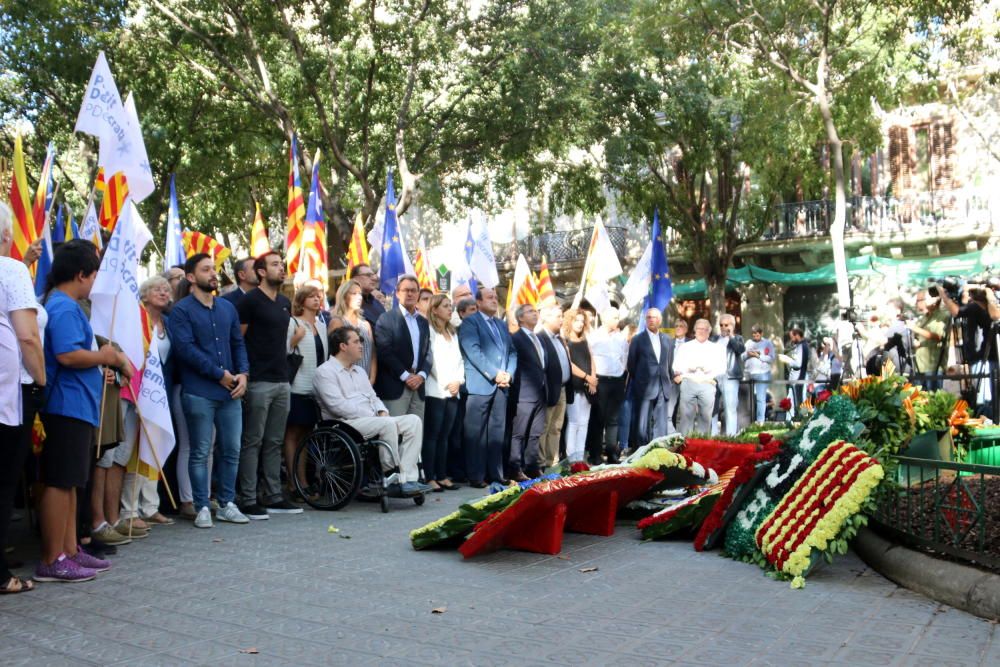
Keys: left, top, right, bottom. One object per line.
{"left": 645, "top": 209, "right": 673, "bottom": 311}
{"left": 285, "top": 134, "right": 307, "bottom": 274}
{"left": 379, "top": 171, "right": 407, "bottom": 297}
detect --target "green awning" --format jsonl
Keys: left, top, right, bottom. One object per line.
{"left": 670, "top": 248, "right": 996, "bottom": 299}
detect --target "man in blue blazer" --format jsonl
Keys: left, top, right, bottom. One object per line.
{"left": 374, "top": 275, "right": 432, "bottom": 420}
{"left": 509, "top": 304, "right": 549, "bottom": 480}
{"left": 627, "top": 308, "right": 677, "bottom": 445}
{"left": 458, "top": 287, "right": 517, "bottom": 487}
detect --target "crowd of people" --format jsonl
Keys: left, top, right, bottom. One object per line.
{"left": 1, "top": 198, "right": 995, "bottom": 591}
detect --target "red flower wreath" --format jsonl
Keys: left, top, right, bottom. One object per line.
{"left": 816, "top": 389, "right": 832, "bottom": 403}
{"left": 758, "top": 432, "right": 773, "bottom": 445}
{"left": 693, "top": 440, "right": 782, "bottom": 551}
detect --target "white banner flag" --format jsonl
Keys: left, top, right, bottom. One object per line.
{"left": 574, "top": 218, "right": 623, "bottom": 312}
{"left": 79, "top": 200, "right": 103, "bottom": 249}
{"left": 468, "top": 212, "right": 500, "bottom": 288}
{"left": 75, "top": 52, "right": 155, "bottom": 203}
{"left": 621, "top": 239, "right": 653, "bottom": 308}
{"left": 90, "top": 200, "right": 153, "bottom": 368}
{"left": 137, "top": 340, "right": 175, "bottom": 471}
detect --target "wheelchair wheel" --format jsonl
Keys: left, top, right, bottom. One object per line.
{"left": 293, "top": 426, "right": 363, "bottom": 510}
{"left": 380, "top": 496, "right": 390, "bottom": 513}
{"left": 414, "top": 494, "right": 425, "bottom": 506}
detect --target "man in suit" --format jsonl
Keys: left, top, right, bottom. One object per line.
{"left": 220, "top": 257, "right": 258, "bottom": 307}
{"left": 458, "top": 287, "right": 517, "bottom": 487}
{"left": 508, "top": 304, "right": 550, "bottom": 480}
{"left": 628, "top": 308, "right": 677, "bottom": 445}
{"left": 717, "top": 314, "right": 745, "bottom": 435}
{"left": 374, "top": 275, "right": 432, "bottom": 420}
{"left": 538, "top": 306, "right": 573, "bottom": 466}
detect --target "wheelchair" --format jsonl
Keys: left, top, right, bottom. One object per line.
{"left": 291, "top": 420, "right": 426, "bottom": 513}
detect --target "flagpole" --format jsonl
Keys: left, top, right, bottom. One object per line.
{"left": 94, "top": 292, "right": 119, "bottom": 460}
{"left": 132, "top": 401, "right": 178, "bottom": 510}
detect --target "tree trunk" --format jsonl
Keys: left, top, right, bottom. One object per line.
{"left": 704, "top": 265, "right": 728, "bottom": 329}
{"left": 815, "top": 50, "right": 851, "bottom": 312}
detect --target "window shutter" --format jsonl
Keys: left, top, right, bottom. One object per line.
{"left": 888, "top": 126, "right": 912, "bottom": 193}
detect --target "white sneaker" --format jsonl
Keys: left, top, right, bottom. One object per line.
{"left": 194, "top": 506, "right": 213, "bottom": 529}
{"left": 216, "top": 502, "right": 249, "bottom": 524}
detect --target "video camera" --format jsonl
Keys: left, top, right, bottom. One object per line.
{"left": 926, "top": 276, "right": 963, "bottom": 302}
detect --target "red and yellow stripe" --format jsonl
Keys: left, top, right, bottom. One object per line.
{"left": 95, "top": 168, "right": 129, "bottom": 233}
{"left": 182, "top": 231, "right": 231, "bottom": 269}
{"left": 285, "top": 142, "right": 306, "bottom": 274}
{"left": 8, "top": 135, "right": 36, "bottom": 262}
{"left": 250, "top": 200, "right": 270, "bottom": 258}
{"left": 414, "top": 247, "right": 434, "bottom": 291}
{"left": 536, "top": 256, "right": 556, "bottom": 309}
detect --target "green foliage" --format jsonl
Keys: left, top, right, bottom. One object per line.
{"left": 846, "top": 375, "right": 917, "bottom": 459}
{"left": 913, "top": 389, "right": 960, "bottom": 434}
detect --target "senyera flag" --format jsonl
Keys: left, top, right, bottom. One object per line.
{"left": 8, "top": 134, "right": 36, "bottom": 262}
{"left": 182, "top": 231, "right": 231, "bottom": 269}
{"left": 285, "top": 134, "right": 306, "bottom": 274}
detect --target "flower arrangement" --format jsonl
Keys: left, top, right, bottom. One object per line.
{"left": 694, "top": 440, "right": 782, "bottom": 551}
{"left": 638, "top": 467, "right": 737, "bottom": 540}
{"left": 754, "top": 441, "right": 884, "bottom": 588}
{"left": 839, "top": 362, "right": 916, "bottom": 459}
{"left": 410, "top": 485, "right": 523, "bottom": 550}
{"left": 722, "top": 395, "right": 865, "bottom": 561}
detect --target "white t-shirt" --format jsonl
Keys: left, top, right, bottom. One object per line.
{"left": 0, "top": 257, "right": 39, "bottom": 425}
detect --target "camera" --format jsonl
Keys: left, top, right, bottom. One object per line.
{"left": 926, "top": 276, "right": 963, "bottom": 301}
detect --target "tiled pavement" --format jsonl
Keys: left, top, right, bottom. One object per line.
{"left": 1, "top": 487, "right": 996, "bottom": 666}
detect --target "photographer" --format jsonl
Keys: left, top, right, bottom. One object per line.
{"left": 883, "top": 299, "right": 915, "bottom": 376}
{"left": 938, "top": 280, "right": 999, "bottom": 417}
{"left": 908, "top": 289, "right": 949, "bottom": 388}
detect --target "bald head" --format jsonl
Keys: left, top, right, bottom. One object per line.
{"left": 645, "top": 308, "right": 662, "bottom": 333}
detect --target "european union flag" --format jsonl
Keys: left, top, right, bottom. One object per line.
{"left": 379, "top": 171, "right": 407, "bottom": 298}
{"left": 645, "top": 209, "right": 673, "bottom": 312}
{"left": 464, "top": 219, "right": 477, "bottom": 296}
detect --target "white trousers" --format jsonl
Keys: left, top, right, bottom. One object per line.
{"left": 345, "top": 415, "right": 423, "bottom": 483}
{"left": 564, "top": 391, "right": 592, "bottom": 462}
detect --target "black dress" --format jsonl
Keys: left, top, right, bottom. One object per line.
{"left": 567, "top": 338, "right": 594, "bottom": 401}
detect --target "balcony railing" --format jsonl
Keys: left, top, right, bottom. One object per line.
{"left": 762, "top": 187, "right": 996, "bottom": 241}
{"left": 493, "top": 225, "right": 629, "bottom": 265}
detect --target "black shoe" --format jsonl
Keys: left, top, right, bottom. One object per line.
{"left": 265, "top": 500, "right": 304, "bottom": 515}
{"left": 81, "top": 541, "right": 116, "bottom": 557}
{"left": 469, "top": 481, "right": 488, "bottom": 489}
{"left": 239, "top": 503, "right": 270, "bottom": 520}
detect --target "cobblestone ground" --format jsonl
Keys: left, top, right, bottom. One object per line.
{"left": 1, "top": 487, "right": 996, "bottom": 666}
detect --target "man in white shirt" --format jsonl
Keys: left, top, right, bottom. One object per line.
{"left": 313, "top": 327, "right": 430, "bottom": 496}
{"left": 673, "top": 318, "right": 725, "bottom": 435}
{"left": 588, "top": 307, "right": 629, "bottom": 464}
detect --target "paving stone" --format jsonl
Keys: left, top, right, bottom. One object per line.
{"left": 5, "top": 489, "right": 996, "bottom": 665}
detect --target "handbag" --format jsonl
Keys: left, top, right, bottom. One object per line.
{"left": 287, "top": 318, "right": 304, "bottom": 381}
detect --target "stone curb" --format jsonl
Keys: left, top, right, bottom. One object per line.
{"left": 853, "top": 526, "right": 1000, "bottom": 621}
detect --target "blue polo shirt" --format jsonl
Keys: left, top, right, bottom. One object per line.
{"left": 168, "top": 294, "right": 249, "bottom": 401}
{"left": 43, "top": 290, "right": 103, "bottom": 427}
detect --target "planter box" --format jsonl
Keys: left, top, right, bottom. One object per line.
{"left": 898, "top": 430, "right": 952, "bottom": 486}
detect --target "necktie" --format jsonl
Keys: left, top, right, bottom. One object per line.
{"left": 530, "top": 332, "right": 544, "bottom": 365}
{"left": 487, "top": 317, "right": 502, "bottom": 347}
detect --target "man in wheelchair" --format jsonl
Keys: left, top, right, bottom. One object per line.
{"left": 313, "top": 327, "right": 431, "bottom": 496}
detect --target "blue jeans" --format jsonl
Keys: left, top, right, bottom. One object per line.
{"left": 182, "top": 392, "right": 242, "bottom": 511}
{"left": 749, "top": 373, "right": 770, "bottom": 423}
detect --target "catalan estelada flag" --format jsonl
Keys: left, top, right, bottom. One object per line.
{"left": 301, "top": 149, "right": 328, "bottom": 292}
{"left": 536, "top": 256, "right": 557, "bottom": 309}
{"left": 32, "top": 142, "right": 56, "bottom": 237}
{"left": 95, "top": 168, "right": 129, "bottom": 233}
{"left": 250, "top": 200, "right": 270, "bottom": 258}
{"left": 285, "top": 135, "right": 306, "bottom": 274}
{"left": 182, "top": 231, "right": 231, "bottom": 269}
{"left": 9, "top": 135, "right": 36, "bottom": 263}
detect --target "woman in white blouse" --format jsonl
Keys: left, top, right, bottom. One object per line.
{"left": 283, "top": 284, "right": 328, "bottom": 498}
{"left": 423, "top": 295, "right": 464, "bottom": 491}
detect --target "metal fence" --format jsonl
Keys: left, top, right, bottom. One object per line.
{"left": 869, "top": 455, "right": 1000, "bottom": 571}
{"left": 494, "top": 225, "right": 630, "bottom": 265}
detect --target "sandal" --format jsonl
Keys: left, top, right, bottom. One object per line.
{"left": 0, "top": 576, "right": 35, "bottom": 594}
{"left": 142, "top": 513, "right": 175, "bottom": 526}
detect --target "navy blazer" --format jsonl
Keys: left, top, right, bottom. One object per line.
{"left": 374, "top": 306, "right": 432, "bottom": 401}
{"left": 458, "top": 313, "right": 517, "bottom": 396}
{"left": 539, "top": 331, "right": 573, "bottom": 408}
{"left": 511, "top": 329, "right": 549, "bottom": 405}
{"left": 627, "top": 330, "right": 676, "bottom": 401}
